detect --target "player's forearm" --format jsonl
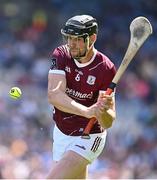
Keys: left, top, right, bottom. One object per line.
{"left": 48, "top": 89, "right": 92, "bottom": 118}
{"left": 98, "top": 109, "right": 116, "bottom": 129}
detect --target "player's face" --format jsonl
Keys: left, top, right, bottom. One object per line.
{"left": 66, "top": 36, "right": 87, "bottom": 59}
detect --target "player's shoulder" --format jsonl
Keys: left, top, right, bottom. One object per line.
{"left": 49, "top": 45, "right": 69, "bottom": 58}
{"left": 96, "top": 50, "right": 115, "bottom": 69}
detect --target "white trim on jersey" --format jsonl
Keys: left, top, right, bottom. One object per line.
{"left": 49, "top": 69, "right": 65, "bottom": 75}
{"left": 74, "top": 48, "right": 97, "bottom": 68}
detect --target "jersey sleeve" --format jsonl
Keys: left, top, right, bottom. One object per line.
{"left": 101, "top": 64, "right": 116, "bottom": 92}
{"left": 49, "top": 47, "right": 66, "bottom": 75}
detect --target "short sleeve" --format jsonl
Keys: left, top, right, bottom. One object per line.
{"left": 101, "top": 64, "right": 116, "bottom": 91}
{"left": 49, "top": 47, "right": 66, "bottom": 75}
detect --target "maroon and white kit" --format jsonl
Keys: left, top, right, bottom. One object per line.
{"left": 49, "top": 45, "right": 116, "bottom": 136}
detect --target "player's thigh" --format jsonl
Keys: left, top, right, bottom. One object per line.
{"left": 47, "top": 150, "right": 89, "bottom": 179}
{"left": 68, "top": 131, "right": 107, "bottom": 163}
{"left": 51, "top": 160, "right": 58, "bottom": 168}
{"left": 52, "top": 125, "right": 76, "bottom": 161}
{"left": 76, "top": 165, "right": 88, "bottom": 179}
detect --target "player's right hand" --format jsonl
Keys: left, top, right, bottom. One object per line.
{"left": 85, "top": 104, "right": 98, "bottom": 119}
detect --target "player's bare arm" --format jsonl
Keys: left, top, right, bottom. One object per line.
{"left": 48, "top": 73, "right": 97, "bottom": 119}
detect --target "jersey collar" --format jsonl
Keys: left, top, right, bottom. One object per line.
{"left": 74, "top": 48, "right": 97, "bottom": 68}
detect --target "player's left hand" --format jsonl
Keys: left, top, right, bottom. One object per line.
{"left": 94, "top": 91, "right": 115, "bottom": 129}
{"left": 97, "top": 91, "right": 114, "bottom": 112}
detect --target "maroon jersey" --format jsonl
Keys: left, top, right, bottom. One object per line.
{"left": 49, "top": 45, "right": 116, "bottom": 136}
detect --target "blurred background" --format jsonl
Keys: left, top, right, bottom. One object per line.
{"left": 0, "top": 0, "right": 157, "bottom": 179}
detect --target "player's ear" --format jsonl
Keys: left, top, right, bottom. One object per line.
{"left": 90, "top": 34, "right": 97, "bottom": 44}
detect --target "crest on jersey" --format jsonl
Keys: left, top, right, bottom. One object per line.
{"left": 87, "top": 75, "right": 96, "bottom": 85}
{"left": 50, "top": 58, "right": 57, "bottom": 70}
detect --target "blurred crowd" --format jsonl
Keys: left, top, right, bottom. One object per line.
{"left": 0, "top": 0, "right": 157, "bottom": 179}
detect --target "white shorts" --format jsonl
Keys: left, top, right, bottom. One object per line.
{"left": 52, "top": 125, "right": 107, "bottom": 163}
